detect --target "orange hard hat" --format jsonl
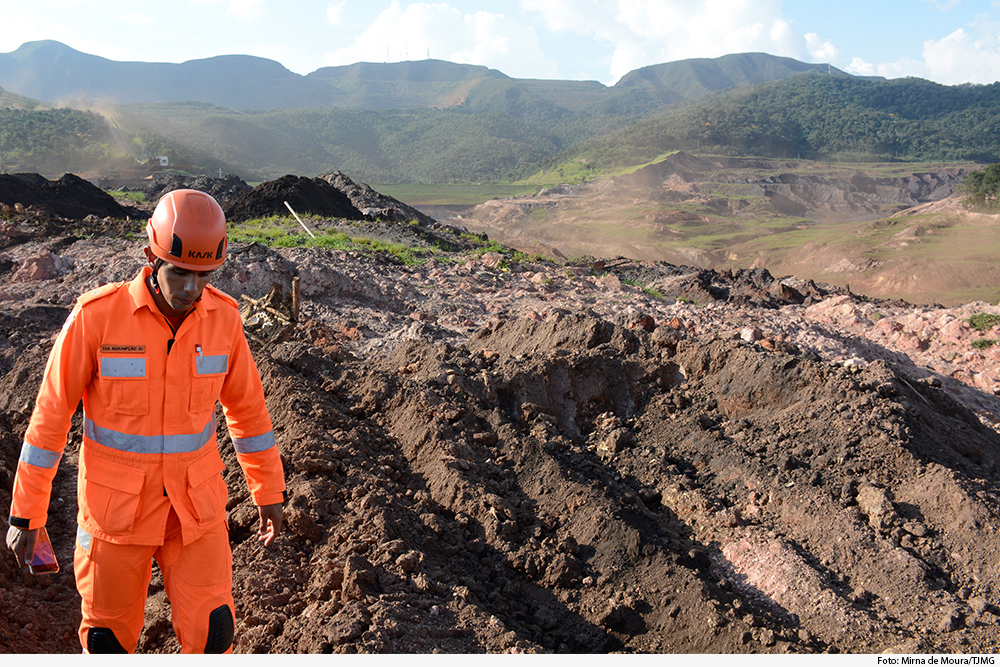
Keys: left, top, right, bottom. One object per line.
{"left": 146, "top": 189, "right": 228, "bottom": 271}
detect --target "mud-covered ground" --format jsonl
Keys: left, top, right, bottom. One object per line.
{"left": 3, "top": 174, "right": 1000, "bottom": 654}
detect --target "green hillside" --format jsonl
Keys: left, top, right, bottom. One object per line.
{"left": 112, "top": 103, "right": 563, "bottom": 182}
{"left": 0, "top": 85, "right": 49, "bottom": 110}
{"left": 553, "top": 73, "right": 1000, "bottom": 176}
{"left": 0, "top": 105, "right": 130, "bottom": 174}
{"left": 305, "top": 60, "right": 508, "bottom": 109}
{"left": 616, "top": 52, "right": 851, "bottom": 103}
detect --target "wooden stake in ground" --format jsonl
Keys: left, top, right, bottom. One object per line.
{"left": 284, "top": 201, "right": 316, "bottom": 239}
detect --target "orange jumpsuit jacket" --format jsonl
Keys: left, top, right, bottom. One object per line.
{"left": 9, "top": 267, "right": 286, "bottom": 546}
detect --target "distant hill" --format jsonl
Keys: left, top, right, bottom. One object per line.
{"left": 616, "top": 52, "right": 856, "bottom": 104}
{"left": 0, "top": 40, "right": 851, "bottom": 115}
{"left": 0, "top": 41, "right": 335, "bottom": 111}
{"left": 305, "top": 60, "right": 509, "bottom": 110}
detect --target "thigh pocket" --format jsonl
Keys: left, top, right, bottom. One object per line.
{"left": 187, "top": 453, "right": 227, "bottom": 525}
{"left": 83, "top": 462, "right": 145, "bottom": 535}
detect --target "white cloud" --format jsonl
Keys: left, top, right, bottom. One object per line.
{"left": 845, "top": 57, "right": 878, "bottom": 77}
{"left": 191, "top": 0, "right": 265, "bottom": 21}
{"left": 519, "top": 0, "right": 618, "bottom": 39}
{"left": 327, "top": 1, "right": 346, "bottom": 26}
{"left": 922, "top": 26, "right": 1000, "bottom": 84}
{"left": 805, "top": 33, "right": 839, "bottom": 62}
{"left": 321, "top": 2, "right": 560, "bottom": 79}
{"left": 521, "top": 0, "right": 814, "bottom": 82}
{"left": 845, "top": 56, "right": 927, "bottom": 80}
{"left": 226, "top": 0, "right": 266, "bottom": 21}
{"left": 115, "top": 14, "right": 155, "bottom": 26}
{"left": 609, "top": 42, "right": 647, "bottom": 81}
{"left": 844, "top": 13, "right": 1000, "bottom": 85}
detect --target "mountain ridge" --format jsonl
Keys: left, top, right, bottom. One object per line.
{"left": 0, "top": 40, "right": 849, "bottom": 114}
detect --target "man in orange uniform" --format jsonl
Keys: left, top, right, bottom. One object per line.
{"left": 5, "top": 189, "right": 286, "bottom": 653}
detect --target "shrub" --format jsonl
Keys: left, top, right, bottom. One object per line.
{"left": 967, "top": 313, "right": 1000, "bottom": 332}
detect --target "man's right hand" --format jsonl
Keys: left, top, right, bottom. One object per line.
{"left": 5, "top": 526, "right": 37, "bottom": 568}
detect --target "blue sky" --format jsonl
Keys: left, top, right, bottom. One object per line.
{"left": 2, "top": 0, "right": 999, "bottom": 86}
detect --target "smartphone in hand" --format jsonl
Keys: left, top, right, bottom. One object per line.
{"left": 29, "top": 526, "right": 59, "bottom": 575}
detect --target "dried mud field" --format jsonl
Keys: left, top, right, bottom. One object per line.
{"left": 3, "top": 174, "right": 1000, "bottom": 654}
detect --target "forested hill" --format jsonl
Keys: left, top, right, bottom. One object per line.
{"left": 564, "top": 73, "right": 1000, "bottom": 170}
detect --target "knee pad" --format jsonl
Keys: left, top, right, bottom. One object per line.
{"left": 87, "top": 627, "right": 128, "bottom": 654}
{"left": 205, "top": 604, "right": 234, "bottom": 654}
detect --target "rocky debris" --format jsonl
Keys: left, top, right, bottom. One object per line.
{"left": 317, "top": 171, "right": 436, "bottom": 227}
{"left": 5, "top": 190, "right": 1000, "bottom": 654}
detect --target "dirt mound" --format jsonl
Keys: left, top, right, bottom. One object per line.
{"left": 223, "top": 175, "right": 367, "bottom": 223}
{"left": 142, "top": 173, "right": 253, "bottom": 204}
{"left": 0, "top": 173, "right": 140, "bottom": 220}
{"left": 317, "top": 171, "right": 436, "bottom": 226}
{"left": 617, "top": 151, "right": 726, "bottom": 189}
{"left": 6, "top": 184, "right": 1000, "bottom": 654}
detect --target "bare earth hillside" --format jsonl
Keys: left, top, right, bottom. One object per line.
{"left": 3, "top": 175, "right": 1000, "bottom": 654}
{"left": 457, "top": 154, "right": 997, "bottom": 306}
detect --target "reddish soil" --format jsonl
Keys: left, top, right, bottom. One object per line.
{"left": 3, "top": 174, "right": 1000, "bottom": 654}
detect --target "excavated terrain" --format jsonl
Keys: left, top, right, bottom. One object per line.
{"left": 3, "top": 173, "right": 1000, "bottom": 654}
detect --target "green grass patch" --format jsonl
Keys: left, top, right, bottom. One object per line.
{"left": 229, "top": 215, "right": 551, "bottom": 267}
{"left": 107, "top": 190, "right": 148, "bottom": 204}
{"left": 621, "top": 277, "right": 666, "bottom": 300}
{"left": 972, "top": 338, "right": 998, "bottom": 350}
{"left": 229, "top": 216, "right": 433, "bottom": 265}
{"left": 967, "top": 313, "right": 1000, "bottom": 332}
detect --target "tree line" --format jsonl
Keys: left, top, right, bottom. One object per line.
{"left": 961, "top": 163, "right": 1000, "bottom": 210}
{"left": 6, "top": 72, "right": 1000, "bottom": 182}
{"left": 569, "top": 74, "right": 1000, "bottom": 171}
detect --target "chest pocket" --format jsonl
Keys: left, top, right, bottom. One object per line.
{"left": 98, "top": 356, "right": 149, "bottom": 416}
{"left": 190, "top": 350, "right": 228, "bottom": 413}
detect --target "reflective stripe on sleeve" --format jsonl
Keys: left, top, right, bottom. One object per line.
{"left": 84, "top": 417, "right": 215, "bottom": 454}
{"left": 19, "top": 442, "right": 62, "bottom": 469}
{"left": 76, "top": 525, "right": 93, "bottom": 551}
{"left": 233, "top": 431, "right": 276, "bottom": 454}
{"left": 100, "top": 357, "right": 147, "bottom": 378}
{"left": 196, "top": 354, "right": 228, "bottom": 375}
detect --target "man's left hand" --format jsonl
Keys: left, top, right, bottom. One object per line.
{"left": 257, "top": 503, "right": 283, "bottom": 547}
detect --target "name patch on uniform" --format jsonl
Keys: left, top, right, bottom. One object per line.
{"left": 100, "top": 345, "right": 146, "bottom": 354}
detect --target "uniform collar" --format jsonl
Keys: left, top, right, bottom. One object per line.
{"left": 127, "top": 266, "right": 218, "bottom": 318}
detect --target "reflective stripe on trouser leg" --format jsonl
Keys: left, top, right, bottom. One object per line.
{"left": 75, "top": 531, "right": 155, "bottom": 654}
{"left": 156, "top": 519, "right": 234, "bottom": 653}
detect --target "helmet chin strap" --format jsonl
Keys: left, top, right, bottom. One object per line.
{"left": 150, "top": 259, "right": 164, "bottom": 294}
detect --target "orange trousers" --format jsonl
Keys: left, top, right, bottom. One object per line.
{"left": 74, "top": 509, "right": 234, "bottom": 654}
